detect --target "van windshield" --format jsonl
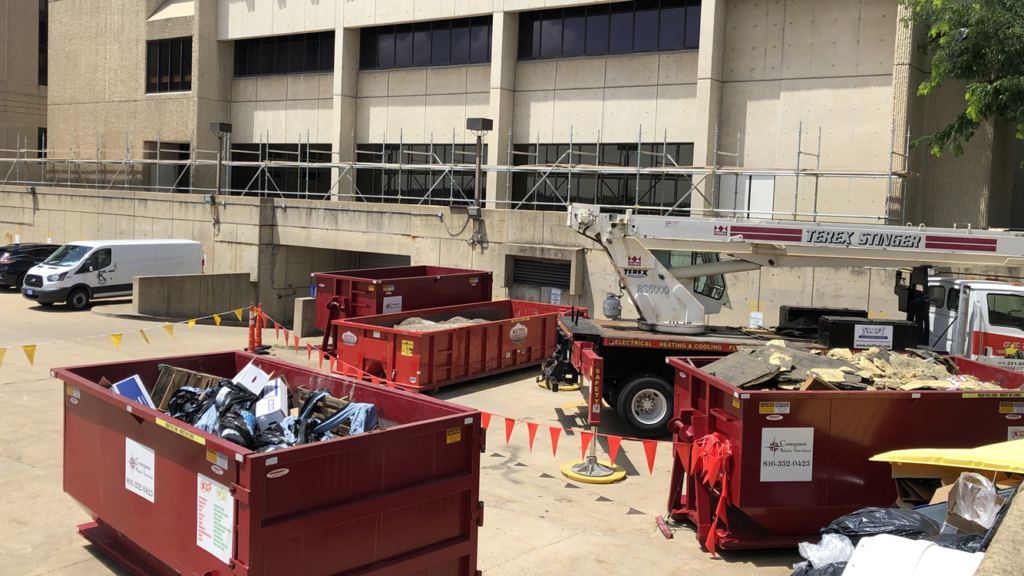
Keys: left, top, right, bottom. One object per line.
{"left": 43, "top": 245, "right": 92, "bottom": 266}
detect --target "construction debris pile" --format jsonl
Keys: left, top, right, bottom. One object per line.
{"left": 702, "top": 342, "right": 1005, "bottom": 391}
{"left": 395, "top": 316, "right": 489, "bottom": 332}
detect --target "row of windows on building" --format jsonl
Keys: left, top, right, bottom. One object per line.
{"left": 145, "top": 0, "right": 701, "bottom": 92}
{"left": 128, "top": 138, "right": 693, "bottom": 211}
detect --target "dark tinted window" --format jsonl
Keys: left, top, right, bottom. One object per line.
{"left": 234, "top": 32, "right": 335, "bottom": 77}
{"left": 948, "top": 288, "right": 961, "bottom": 312}
{"left": 96, "top": 249, "right": 112, "bottom": 270}
{"left": 354, "top": 143, "right": 487, "bottom": 205}
{"left": 362, "top": 17, "right": 492, "bottom": 70}
{"left": 38, "top": 0, "right": 47, "bottom": 86}
{"left": 928, "top": 285, "right": 946, "bottom": 308}
{"left": 146, "top": 37, "right": 192, "bottom": 93}
{"left": 518, "top": 0, "right": 699, "bottom": 61}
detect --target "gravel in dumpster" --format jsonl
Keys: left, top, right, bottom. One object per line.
{"left": 394, "top": 315, "right": 489, "bottom": 332}
{"left": 702, "top": 342, "right": 1005, "bottom": 391}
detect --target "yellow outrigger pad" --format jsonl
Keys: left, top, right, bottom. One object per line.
{"left": 871, "top": 440, "right": 1024, "bottom": 474}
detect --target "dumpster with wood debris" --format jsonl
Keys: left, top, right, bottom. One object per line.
{"left": 665, "top": 343, "right": 1024, "bottom": 552}
{"left": 54, "top": 351, "right": 484, "bottom": 576}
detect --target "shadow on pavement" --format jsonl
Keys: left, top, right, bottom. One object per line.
{"left": 26, "top": 298, "right": 131, "bottom": 313}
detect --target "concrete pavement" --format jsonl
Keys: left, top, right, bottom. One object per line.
{"left": 0, "top": 288, "right": 798, "bottom": 575}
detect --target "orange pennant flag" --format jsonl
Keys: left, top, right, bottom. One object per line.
{"left": 110, "top": 333, "right": 123, "bottom": 348}
{"left": 580, "top": 431, "right": 594, "bottom": 461}
{"left": 607, "top": 435, "right": 622, "bottom": 466}
{"left": 481, "top": 412, "right": 491, "bottom": 429}
{"left": 318, "top": 351, "right": 325, "bottom": 370}
{"left": 307, "top": 342, "right": 313, "bottom": 360}
{"left": 274, "top": 321, "right": 280, "bottom": 339}
{"left": 549, "top": 427, "right": 561, "bottom": 456}
{"left": 329, "top": 357, "right": 336, "bottom": 372}
{"left": 139, "top": 330, "right": 150, "bottom": 344}
{"left": 293, "top": 333, "right": 299, "bottom": 352}
{"left": 22, "top": 345, "right": 36, "bottom": 365}
{"left": 526, "top": 422, "right": 539, "bottom": 451}
{"left": 283, "top": 328, "right": 290, "bottom": 344}
{"left": 162, "top": 325, "right": 176, "bottom": 339}
{"left": 342, "top": 363, "right": 350, "bottom": 377}
{"left": 504, "top": 418, "right": 516, "bottom": 444}
{"left": 643, "top": 440, "right": 659, "bottom": 474}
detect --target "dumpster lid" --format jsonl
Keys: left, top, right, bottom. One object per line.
{"left": 871, "top": 441, "right": 1024, "bottom": 474}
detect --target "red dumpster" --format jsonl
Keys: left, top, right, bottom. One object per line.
{"left": 665, "top": 354, "right": 1024, "bottom": 550}
{"left": 314, "top": 266, "right": 492, "bottom": 332}
{"left": 333, "top": 299, "right": 585, "bottom": 392}
{"left": 53, "top": 351, "right": 484, "bottom": 576}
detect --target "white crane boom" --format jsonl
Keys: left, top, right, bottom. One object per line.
{"left": 568, "top": 204, "right": 1024, "bottom": 335}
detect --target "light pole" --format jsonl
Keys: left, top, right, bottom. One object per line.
{"left": 466, "top": 118, "right": 492, "bottom": 211}
{"left": 209, "top": 122, "right": 232, "bottom": 196}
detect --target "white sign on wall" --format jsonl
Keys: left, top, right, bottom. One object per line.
{"left": 854, "top": 324, "right": 893, "bottom": 350}
{"left": 749, "top": 311, "right": 764, "bottom": 329}
{"left": 550, "top": 288, "right": 562, "bottom": 305}
{"left": 197, "top": 474, "right": 234, "bottom": 564}
{"left": 760, "top": 427, "right": 814, "bottom": 482}
{"left": 125, "top": 438, "right": 156, "bottom": 502}
{"left": 383, "top": 295, "right": 403, "bottom": 313}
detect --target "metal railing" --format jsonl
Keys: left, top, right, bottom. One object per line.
{"left": 0, "top": 123, "right": 911, "bottom": 224}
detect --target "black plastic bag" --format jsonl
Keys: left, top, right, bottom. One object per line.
{"left": 926, "top": 533, "right": 984, "bottom": 553}
{"left": 217, "top": 406, "right": 256, "bottom": 449}
{"left": 791, "top": 562, "right": 846, "bottom": 576}
{"left": 167, "top": 387, "right": 205, "bottom": 423}
{"left": 254, "top": 422, "right": 288, "bottom": 451}
{"left": 821, "top": 508, "right": 940, "bottom": 543}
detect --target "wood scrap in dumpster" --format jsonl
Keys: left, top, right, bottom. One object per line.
{"left": 700, "top": 342, "right": 1005, "bottom": 391}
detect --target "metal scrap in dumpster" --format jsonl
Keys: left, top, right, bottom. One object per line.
{"left": 53, "top": 351, "right": 484, "bottom": 576}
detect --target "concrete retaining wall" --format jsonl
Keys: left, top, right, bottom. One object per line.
{"left": 2, "top": 185, "right": 904, "bottom": 328}
{"left": 133, "top": 273, "right": 254, "bottom": 319}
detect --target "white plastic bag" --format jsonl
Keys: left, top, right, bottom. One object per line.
{"left": 952, "top": 472, "right": 999, "bottom": 529}
{"left": 797, "top": 533, "right": 856, "bottom": 569}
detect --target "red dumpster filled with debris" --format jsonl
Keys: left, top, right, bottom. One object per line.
{"left": 665, "top": 347, "right": 1024, "bottom": 552}
{"left": 333, "top": 299, "right": 585, "bottom": 392}
{"left": 53, "top": 351, "right": 484, "bottom": 576}
{"left": 313, "top": 266, "right": 492, "bottom": 334}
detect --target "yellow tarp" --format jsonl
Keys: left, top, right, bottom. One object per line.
{"left": 871, "top": 440, "right": 1024, "bottom": 474}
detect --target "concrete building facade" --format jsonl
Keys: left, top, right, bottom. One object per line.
{"left": 0, "top": 0, "right": 48, "bottom": 164}
{"left": 3, "top": 0, "right": 1023, "bottom": 326}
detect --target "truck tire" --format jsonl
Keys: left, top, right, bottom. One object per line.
{"left": 616, "top": 373, "right": 673, "bottom": 437}
{"left": 67, "top": 288, "right": 91, "bottom": 310}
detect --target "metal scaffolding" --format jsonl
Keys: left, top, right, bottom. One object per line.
{"left": 0, "top": 122, "right": 913, "bottom": 224}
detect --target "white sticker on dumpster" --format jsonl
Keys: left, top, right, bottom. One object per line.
{"left": 1009, "top": 427, "right": 1024, "bottom": 441}
{"left": 383, "top": 295, "right": 403, "bottom": 313}
{"left": 125, "top": 438, "right": 156, "bottom": 502}
{"left": 197, "top": 474, "right": 234, "bottom": 564}
{"left": 760, "top": 428, "right": 813, "bottom": 482}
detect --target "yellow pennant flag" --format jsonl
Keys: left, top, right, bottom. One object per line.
{"left": 233, "top": 308, "right": 244, "bottom": 321}
{"left": 163, "top": 325, "right": 176, "bottom": 339}
{"left": 140, "top": 330, "right": 150, "bottom": 344}
{"left": 213, "top": 314, "right": 222, "bottom": 327}
{"left": 110, "top": 333, "right": 123, "bottom": 348}
{"left": 0, "top": 348, "right": 5, "bottom": 371}
{"left": 188, "top": 319, "right": 197, "bottom": 328}
{"left": 23, "top": 345, "right": 36, "bottom": 366}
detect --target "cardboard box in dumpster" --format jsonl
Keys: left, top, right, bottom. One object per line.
{"left": 110, "top": 375, "right": 155, "bottom": 409}
{"left": 943, "top": 476, "right": 1006, "bottom": 535}
{"left": 232, "top": 360, "right": 271, "bottom": 395}
{"left": 255, "top": 376, "right": 289, "bottom": 430}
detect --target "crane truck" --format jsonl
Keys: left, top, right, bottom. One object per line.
{"left": 544, "top": 204, "right": 1024, "bottom": 436}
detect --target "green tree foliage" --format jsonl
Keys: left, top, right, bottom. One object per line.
{"left": 901, "top": 0, "right": 1024, "bottom": 156}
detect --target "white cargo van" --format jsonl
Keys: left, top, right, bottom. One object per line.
{"left": 22, "top": 240, "right": 204, "bottom": 310}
